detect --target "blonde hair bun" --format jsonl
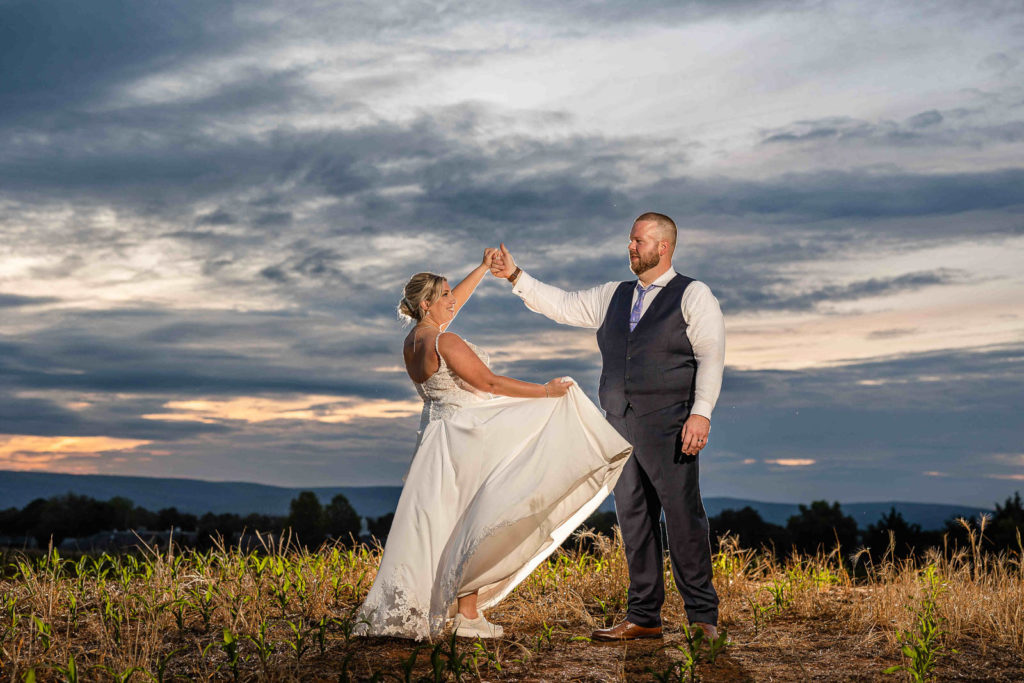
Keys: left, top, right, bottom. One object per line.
{"left": 398, "top": 272, "right": 446, "bottom": 323}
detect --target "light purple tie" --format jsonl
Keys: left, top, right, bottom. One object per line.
{"left": 629, "top": 283, "right": 656, "bottom": 332}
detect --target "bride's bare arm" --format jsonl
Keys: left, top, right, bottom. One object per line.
{"left": 446, "top": 249, "right": 497, "bottom": 325}
{"left": 437, "top": 333, "right": 572, "bottom": 398}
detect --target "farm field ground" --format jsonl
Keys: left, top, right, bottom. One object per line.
{"left": 1, "top": 529, "right": 1022, "bottom": 681}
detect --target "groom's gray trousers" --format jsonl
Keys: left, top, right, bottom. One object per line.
{"left": 605, "top": 401, "right": 719, "bottom": 628}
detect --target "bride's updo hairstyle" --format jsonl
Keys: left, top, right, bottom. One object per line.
{"left": 398, "top": 272, "right": 447, "bottom": 324}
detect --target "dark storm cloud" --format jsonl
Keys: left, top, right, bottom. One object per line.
{"left": 0, "top": 0, "right": 264, "bottom": 120}
{"left": 195, "top": 210, "right": 238, "bottom": 227}
{"left": 0, "top": 308, "right": 410, "bottom": 405}
{"left": 717, "top": 269, "right": 966, "bottom": 313}
{"left": 0, "top": 293, "right": 60, "bottom": 308}
{"left": 640, "top": 168, "right": 1024, "bottom": 222}
{"left": 3, "top": 76, "right": 1022, "bottom": 278}
{"left": 761, "top": 111, "right": 1024, "bottom": 148}
{"left": 0, "top": 310, "right": 416, "bottom": 448}
{"left": 0, "top": 389, "right": 229, "bottom": 440}
{"left": 722, "top": 343, "right": 1024, "bottom": 411}
{"left": 866, "top": 328, "right": 918, "bottom": 340}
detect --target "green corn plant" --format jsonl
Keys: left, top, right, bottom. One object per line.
{"left": 219, "top": 628, "right": 244, "bottom": 682}
{"left": 329, "top": 575, "right": 344, "bottom": 602}
{"left": 535, "top": 620, "right": 558, "bottom": 651}
{"left": 90, "top": 665, "right": 144, "bottom": 683}
{"left": 31, "top": 615, "right": 52, "bottom": 652}
{"left": 350, "top": 570, "right": 368, "bottom": 602}
{"left": 101, "top": 589, "right": 125, "bottom": 645}
{"left": 168, "top": 553, "right": 185, "bottom": 582}
{"left": 225, "top": 592, "right": 250, "bottom": 627}
{"left": 168, "top": 597, "right": 189, "bottom": 633}
{"left": 427, "top": 640, "right": 449, "bottom": 683}
{"left": 74, "top": 556, "right": 91, "bottom": 593}
{"left": 336, "top": 651, "right": 357, "bottom": 683}
{"left": 469, "top": 639, "right": 502, "bottom": 676}
{"left": 313, "top": 615, "right": 330, "bottom": 656}
{"left": 2, "top": 593, "right": 18, "bottom": 642}
{"left": 705, "top": 626, "right": 729, "bottom": 665}
{"left": 766, "top": 578, "right": 792, "bottom": 611}
{"left": 199, "top": 641, "right": 220, "bottom": 678}
{"left": 884, "top": 564, "right": 956, "bottom": 682}
{"left": 645, "top": 661, "right": 685, "bottom": 683}
{"left": 245, "top": 619, "right": 275, "bottom": 677}
{"left": 331, "top": 605, "right": 369, "bottom": 644}
{"left": 232, "top": 555, "right": 249, "bottom": 582}
{"left": 592, "top": 597, "right": 613, "bottom": 626}
{"left": 248, "top": 555, "right": 270, "bottom": 601}
{"left": 675, "top": 623, "right": 707, "bottom": 683}
{"left": 397, "top": 645, "right": 424, "bottom": 683}
{"left": 438, "top": 630, "right": 473, "bottom": 679}
{"left": 51, "top": 654, "right": 80, "bottom": 683}
{"left": 187, "top": 584, "right": 216, "bottom": 630}
{"left": 272, "top": 575, "right": 292, "bottom": 616}
{"left": 118, "top": 559, "right": 135, "bottom": 591}
{"left": 66, "top": 592, "right": 79, "bottom": 629}
{"left": 292, "top": 571, "right": 310, "bottom": 617}
{"left": 146, "top": 647, "right": 185, "bottom": 683}
{"left": 285, "top": 618, "right": 309, "bottom": 668}
{"left": 747, "top": 597, "right": 772, "bottom": 634}
{"left": 21, "top": 669, "right": 36, "bottom": 683}
{"left": 16, "top": 560, "right": 34, "bottom": 583}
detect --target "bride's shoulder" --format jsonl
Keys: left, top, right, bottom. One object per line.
{"left": 435, "top": 329, "right": 465, "bottom": 348}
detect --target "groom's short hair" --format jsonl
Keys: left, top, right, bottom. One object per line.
{"left": 634, "top": 212, "right": 677, "bottom": 249}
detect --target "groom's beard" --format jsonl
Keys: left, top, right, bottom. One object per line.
{"left": 629, "top": 251, "right": 660, "bottom": 275}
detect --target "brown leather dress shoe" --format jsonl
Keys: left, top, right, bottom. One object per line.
{"left": 692, "top": 622, "right": 718, "bottom": 641}
{"left": 590, "top": 620, "right": 663, "bottom": 642}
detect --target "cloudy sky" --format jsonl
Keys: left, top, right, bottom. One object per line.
{"left": 1, "top": 0, "right": 1022, "bottom": 507}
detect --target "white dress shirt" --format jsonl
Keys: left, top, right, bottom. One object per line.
{"left": 512, "top": 267, "right": 726, "bottom": 420}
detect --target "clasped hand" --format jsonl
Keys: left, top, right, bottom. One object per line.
{"left": 488, "top": 243, "right": 516, "bottom": 279}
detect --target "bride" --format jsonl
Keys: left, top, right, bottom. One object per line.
{"left": 355, "top": 249, "right": 632, "bottom": 640}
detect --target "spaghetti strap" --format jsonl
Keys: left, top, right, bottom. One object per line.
{"left": 435, "top": 330, "right": 460, "bottom": 366}
{"left": 434, "top": 331, "right": 446, "bottom": 364}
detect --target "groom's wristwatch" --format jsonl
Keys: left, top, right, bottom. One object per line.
{"left": 507, "top": 267, "right": 522, "bottom": 284}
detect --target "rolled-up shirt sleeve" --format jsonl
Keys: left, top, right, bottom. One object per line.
{"left": 512, "top": 271, "right": 618, "bottom": 329}
{"left": 682, "top": 281, "right": 726, "bottom": 420}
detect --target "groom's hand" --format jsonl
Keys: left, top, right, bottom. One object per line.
{"left": 490, "top": 242, "right": 517, "bottom": 279}
{"left": 680, "top": 415, "right": 711, "bottom": 455}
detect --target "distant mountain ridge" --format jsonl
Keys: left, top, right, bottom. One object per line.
{"left": 0, "top": 471, "right": 992, "bottom": 531}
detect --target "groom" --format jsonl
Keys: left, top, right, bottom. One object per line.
{"left": 490, "top": 212, "right": 725, "bottom": 641}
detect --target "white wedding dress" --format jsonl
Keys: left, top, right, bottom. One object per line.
{"left": 355, "top": 332, "right": 632, "bottom": 640}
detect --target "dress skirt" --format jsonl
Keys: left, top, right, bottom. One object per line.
{"left": 355, "top": 384, "right": 633, "bottom": 640}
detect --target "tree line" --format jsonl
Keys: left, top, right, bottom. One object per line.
{"left": 583, "top": 493, "right": 1024, "bottom": 559}
{"left": 2, "top": 490, "right": 1021, "bottom": 557}
{"left": 0, "top": 491, "right": 388, "bottom": 550}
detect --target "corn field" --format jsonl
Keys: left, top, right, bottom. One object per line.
{"left": 1, "top": 522, "right": 1022, "bottom": 681}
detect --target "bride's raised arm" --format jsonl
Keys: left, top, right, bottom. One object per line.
{"left": 437, "top": 332, "right": 573, "bottom": 399}
{"left": 444, "top": 248, "right": 497, "bottom": 327}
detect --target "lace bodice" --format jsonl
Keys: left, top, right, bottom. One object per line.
{"left": 414, "top": 332, "right": 491, "bottom": 430}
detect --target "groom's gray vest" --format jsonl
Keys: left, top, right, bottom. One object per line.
{"left": 596, "top": 274, "right": 696, "bottom": 418}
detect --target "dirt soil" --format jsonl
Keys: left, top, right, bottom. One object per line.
{"left": 300, "top": 615, "right": 1023, "bottom": 681}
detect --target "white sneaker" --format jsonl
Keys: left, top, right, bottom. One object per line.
{"left": 452, "top": 613, "right": 504, "bottom": 639}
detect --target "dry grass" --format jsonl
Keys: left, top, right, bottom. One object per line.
{"left": 1, "top": 524, "right": 1022, "bottom": 681}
